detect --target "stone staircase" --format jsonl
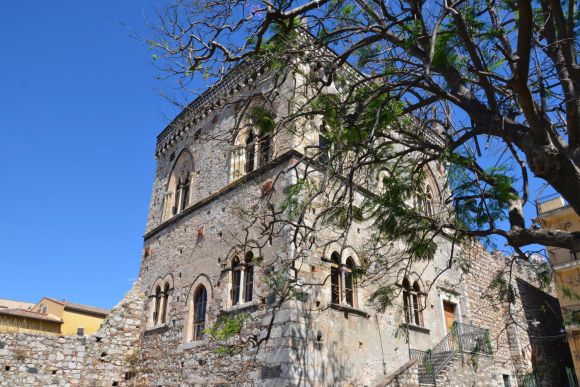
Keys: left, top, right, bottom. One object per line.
{"left": 410, "top": 322, "right": 491, "bottom": 385}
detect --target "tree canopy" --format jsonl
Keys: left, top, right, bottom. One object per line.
{"left": 149, "top": 0, "right": 580, "bottom": 293}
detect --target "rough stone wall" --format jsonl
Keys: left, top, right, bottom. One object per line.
{"left": 0, "top": 282, "right": 144, "bottom": 387}
{"left": 462, "top": 243, "right": 573, "bottom": 386}
{"left": 0, "top": 332, "right": 86, "bottom": 386}
{"left": 436, "top": 354, "right": 500, "bottom": 387}
{"left": 81, "top": 281, "right": 145, "bottom": 386}
{"left": 137, "top": 160, "right": 299, "bottom": 385}
{"left": 379, "top": 360, "right": 419, "bottom": 387}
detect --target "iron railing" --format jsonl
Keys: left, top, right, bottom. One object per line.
{"left": 536, "top": 193, "right": 569, "bottom": 215}
{"left": 409, "top": 322, "right": 491, "bottom": 385}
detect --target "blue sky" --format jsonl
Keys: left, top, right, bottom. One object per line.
{"left": 0, "top": 1, "right": 175, "bottom": 308}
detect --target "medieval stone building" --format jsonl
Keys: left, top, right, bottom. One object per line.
{"left": 0, "top": 48, "right": 574, "bottom": 386}
{"left": 129, "top": 45, "right": 575, "bottom": 385}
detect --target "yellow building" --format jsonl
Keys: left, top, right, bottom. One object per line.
{"left": 0, "top": 297, "right": 109, "bottom": 336}
{"left": 536, "top": 193, "right": 580, "bottom": 376}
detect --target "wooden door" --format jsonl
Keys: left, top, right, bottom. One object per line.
{"left": 443, "top": 301, "right": 456, "bottom": 332}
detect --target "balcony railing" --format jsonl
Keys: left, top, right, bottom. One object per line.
{"left": 548, "top": 247, "right": 580, "bottom": 267}
{"left": 536, "top": 193, "right": 569, "bottom": 215}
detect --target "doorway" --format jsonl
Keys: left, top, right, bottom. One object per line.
{"left": 443, "top": 301, "right": 456, "bottom": 332}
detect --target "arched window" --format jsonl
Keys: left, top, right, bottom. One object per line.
{"left": 344, "top": 257, "right": 356, "bottom": 307}
{"left": 245, "top": 131, "right": 256, "bottom": 173}
{"left": 244, "top": 252, "right": 254, "bottom": 303}
{"left": 319, "top": 125, "right": 329, "bottom": 164}
{"left": 230, "top": 108, "right": 276, "bottom": 182}
{"left": 402, "top": 278, "right": 423, "bottom": 326}
{"left": 230, "top": 252, "right": 255, "bottom": 306}
{"left": 179, "top": 176, "right": 191, "bottom": 212}
{"left": 153, "top": 286, "right": 162, "bottom": 324}
{"left": 258, "top": 133, "right": 272, "bottom": 166}
{"left": 329, "top": 252, "right": 358, "bottom": 307}
{"left": 231, "top": 257, "right": 242, "bottom": 306}
{"left": 330, "top": 252, "right": 341, "bottom": 304}
{"left": 193, "top": 286, "right": 208, "bottom": 341}
{"left": 149, "top": 275, "right": 174, "bottom": 327}
{"left": 164, "top": 151, "right": 194, "bottom": 220}
{"left": 425, "top": 185, "right": 434, "bottom": 217}
{"left": 160, "top": 282, "right": 170, "bottom": 324}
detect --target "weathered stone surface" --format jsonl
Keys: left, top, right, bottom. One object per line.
{"left": 0, "top": 282, "right": 144, "bottom": 386}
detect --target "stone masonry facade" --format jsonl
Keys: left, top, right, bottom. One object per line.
{"left": 0, "top": 51, "right": 575, "bottom": 386}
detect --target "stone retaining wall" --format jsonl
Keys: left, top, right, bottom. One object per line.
{"left": 0, "top": 281, "right": 144, "bottom": 387}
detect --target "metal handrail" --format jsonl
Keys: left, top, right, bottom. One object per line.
{"left": 536, "top": 193, "right": 569, "bottom": 215}
{"left": 410, "top": 322, "right": 491, "bottom": 385}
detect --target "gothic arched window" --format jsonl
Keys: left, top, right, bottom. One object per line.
{"left": 258, "top": 133, "right": 272, "bottom": 166}
{"left": 230, "top": 252, "right": 255, "bottom": 306}
{"left": 164, "top": 151, "right": 194, "bottom": 220}
{"left": 329, "top": 252, "right": 358, "bottom": 307}
{"left": 244, "top": 252, "right": 254, "bottom": 303}
{"left": 231, "top": 257, "right": 242, "bottom": 306}
{"left": 330, "top": 252, "right": 341, "bottom": 305}
{"left": 153, "top": 285, "right": 162, "bottom": 324}
{"left": 425, "top": 185, "right": 434, "bottom": 217}
{"left": 319, "top": 125, "right": 330, "bottom": 164}
{"left": 402, "top": 278, "right": 423, "bottom": 326}
{"left": 245, "top": 131, "right": 256, "bottom": 173}
{"left": 193, "top": 285, "right": 208, "bottom": 341}
{"left": 344, "top": 257, "right": 356, "bottom": 307}
{"left": 230, "top": 106, "right": 275, "bottom": 181}
{"left": 160, "top": 282, "right": 170, "bottom": 324}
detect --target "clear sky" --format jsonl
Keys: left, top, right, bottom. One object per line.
{"left": 0, "top": 1, "right": 175, "bottom": 309}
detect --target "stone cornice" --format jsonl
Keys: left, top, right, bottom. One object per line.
{"left": 154, "top": 30, "right": 365, "bottom": 158}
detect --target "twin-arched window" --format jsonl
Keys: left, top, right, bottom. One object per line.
{"left": 329, "top": 252, "right": 357, "bottom": 307}
{"left": 231, "top": 252, "right": 254, "bottom": 306}
{"left": 163, "top": 151, "right": 194, "bottom": 220}
{"left": 402, "top": 278, "right": 423, "bottom": 326}
{"left": 150, "top": 276, "right": 173, "bottom": 327}
{"left": 231, "top": 129, "right": 273, "bottom": 181}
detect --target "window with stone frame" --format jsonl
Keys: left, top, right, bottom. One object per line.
{"left": 192, "top": 285, "right": 208, "bottom": 341}
{"left": 402, "top": 278, "right": 423, "bottom": 326}
{"left": 163, "top": 150, "right": 194, "bottom": 220}
{"left": 153, "top": 286, "right": 162, "bottom": 324}
{"left": 149, "top": 276, "right": 173, "bottom": 327}
{"left": 160, "top": 282, "right": 170, "bottom": 324}
{"left": 318, "top": 125, "right": 330, "bottom": 164}
{"left": 424, "top": 185, "right": 434, "bottom": 217}
{"left": 414, "top": 173, "right": 438, "bottom": 217}
{"left": 230, "top": 252, "right": 255, "bottom": 306}
{"left": 230, "top": 105, "right": 274, "bottom": 181}
{"left": 329, "top": 252, "right": 358, "bottom": 307}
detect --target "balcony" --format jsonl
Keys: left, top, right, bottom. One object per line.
{"left": 536, "top": 193, "right": 569, "bottom": 216}
{"left": 548, "top": 247, "right": 580, "bottom": 267}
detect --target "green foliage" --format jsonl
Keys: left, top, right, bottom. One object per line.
{"left": 369, "top": 286, "right": 397, "bottom": 313}
{"left": 432, "top": 31, "right": 458, "bottom": 69}
{"left": 489, "top": 273, "right": 516, "bottom": 304}
{"left": 248, "top": 106, "right": 276, "bottom": 134}
{"left": 259, "top": 17, "right": 302, "bottom": 69}
{"left": 281, "top": 178, "right": 311, "bottom": 219}
{"left": 204, "top": 313, "right": 251, "bottom": 356}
